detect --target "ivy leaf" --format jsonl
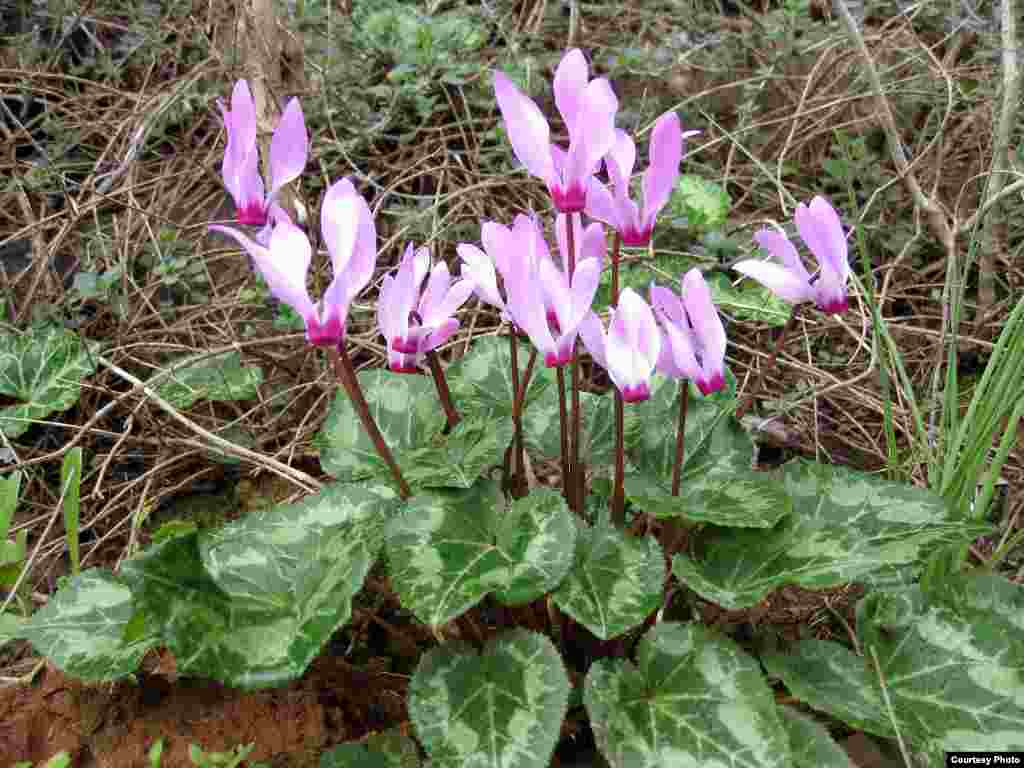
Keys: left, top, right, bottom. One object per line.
{"left": 625, "top": 376, "right": 789, "bottom": 527}
{"left": 409, "top": 629, "right": 570, "bottom": 768}
{"left": 668, "top": 174, "right": 731, "bottom": 233}
{"left": 672, "top": 459, "right": 992, "bottom": 608}
{"left": 386, "top": 482, "right": 576, "bottom": 626}
{"left": 552, "top": 515, "right": 664, "bottom": 640}
{"left": 779, "top": 707, "right": 856, "bottom": 768}
{"left": 403, "top": 417, "right": 514, "bottom": 490}
{"left": 154, "top": 350, "right": 263, "bottom": 409}
{"left": 317, "top": 371, "right": 445, "bottom": 483}
{"left": 122, "top": 482, "right": 397, "bottom": 687}
{"left": 319, "top": 728, "right": 422, "bottom": 767}
{"left": 766, "top": 573, "right": 1024, "bottom": 761}
{"left": 584, "top": 623, "right": 790, "bottom": 767}
{"left": 0, "top": 326, "right": 97, "bottom": 438}
{"left": 19, "top": 570, "right": 159, "bottom": 681}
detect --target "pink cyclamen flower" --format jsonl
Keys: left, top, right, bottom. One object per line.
{"left": 219, "top": 80, "right": 308, "bottom": 228}
{"left": 210, "top": 178, "right": 376, "bottom": 347}
{"left": 651, "top": 269, "right": 727, "bottom": 396}
{"left": 586, "top": 112, "right": 699, "bottom": 247}
{"left": 733, "top": 196, "right": 850, "bottom": 314}
{"left": 378, "top": 244, "right": 475, "bottom": 373}
{"left": 494, "top": 49, "right": 618, "bottom": 212}
{"left": 504, "top": 216, "right": 603, "bottom": 367}
{"left": 579, "top": 289, "right": 662, "bottom": 403}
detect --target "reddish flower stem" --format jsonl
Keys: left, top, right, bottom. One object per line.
{"left": 610, "top": 231, "right": 626, "bottom": 524}
{"left": 329, "top": 345, "right": 411, "bottom": 500}
{"left": 671, "top": 382, "right": 690, "bottom": 497}
{"left": 555, "top": 365, "right": 573, "bottom": 511}
{"left": 508, "top": 331, "right": 529, "bottom": 498}
{"left": 425, "top": 349, "right": 460, "bottom": 433}
{"left": 565, "top": 212, "right": 583, "bottom": 514}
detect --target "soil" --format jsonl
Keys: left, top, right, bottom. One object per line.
{"left": 0, "top": 650, "right": 408, "bottom": 767}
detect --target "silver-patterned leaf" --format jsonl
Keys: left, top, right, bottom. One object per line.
{"left": 624, "top": 377, "right": 789, "bottom": 527}
{"left": 0, "top": 326, "right": 98, "bottom": 438}
{"left": 317, "top": 370, "right": 446, "bottom": 482}
{"left": 447, "top": 335, "right": 553, "bottom": 418}
{"left": 154, "top": 350, "right": 263, "bottom": 409}
{"left": 584, "top": 622, "right": 791, "bottom": 768}
{"left": 20, "top": 569, "right": 158, "bottom": 681}
{"left": 403, "top": 417, "right": 515, "bottom": 490}
{"left": 386, "top": 482, "right": 576, "bottom": 626}
{"left": 409, "top": 629, "right": 570, "bottom": 768}
{"left": 857, "top": 575, "right": 1024, "bottom": 759}
{"left": 779, "top": 707, "right": 856, "bottom": 768}
{"left": 672, "top": 459, "right": 991, "bottom": 608}
{"left": 523, "top": 388, "right": 629, "bottom": 468}
{"left": 319, "top": 727, "right": 422, "bottom": 767}
{"left": 762, "top": 639, "right": 895, "bottom": 738}
{"left": 552, "top": 516, "right": 664, "bottom": 640}
{"left": 121, "top": 482, "right": 397, "bottom": 687}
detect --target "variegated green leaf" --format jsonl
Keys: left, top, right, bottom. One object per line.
{"left": 584, "top": 623, "right": 790, "bottom": 768}
{"left": 552, "top": 516, "right": 664, "bottom": 640}
{"left": 857, "top": 575, "right": 1024, "bottom": 759}
{"left": 523, "top": 388, "right": 628, "bottom": 468}
{"left": 386, "top": 482, "right": 576, "bottom": 626}
{"left": 0, "top": 326, "right": 97, "bottom": 438}
{"left": 319, "top": 727, "right": 422, "bottom": 767}
{"left": 763, "top": 639, "right": 895, "bottom": 737}
{"left": 154, "top": 350, "right": 263, "bottom": 409}
{"left": 624, "top": 377, "right": 789, "bottom": 527}
{"left": 0, "top": 612, "right": 23, "bottom": 646}
{"left": 121, "top": 482, "right": 397, "bottom": 687}
{"left": 779, "top": 707, "right": 856, "bottom": 768}
{"left": 317, "top": 371, "right": 446, "bottom": 483}
{"left": 19, "top": 569, "right": 159, "bottom": 681}
{"left": 447, "top": 335, "right": 553, "bottom": 418}
{"left": 403, "top": 417, "right": 514, "bottom": 490}
{"left": 672, "top": 459, "right": 991, "bottom": 608}
{"left": 409, "top": 629, "right": 570, "bottom": 768}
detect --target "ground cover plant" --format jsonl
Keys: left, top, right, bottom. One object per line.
{"left": 1, "top": 0, "right": 1023, "bottom": 766}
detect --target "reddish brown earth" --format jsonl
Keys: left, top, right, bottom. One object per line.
{"left": 0, "top": 650, "right": 408, "bottom": 767}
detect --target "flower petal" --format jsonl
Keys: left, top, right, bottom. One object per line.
{"left": 212, "top": 222, "right": 313, "bottom": 317}
{"left": 494, "top": 71, "right": 555, "bottom": 184}
{"left": 681, "top": 268, "right": 727, "bottom": 390}
{"left": 606, "top": 288, "right": 660, "bottom": 398}
{"left": 606, "top": 129, "right": 636, "bottom": 190}
{"left": 795, "top": 196, "right": 847, "bottom": 279}
{"left": 580, "top": 221, "right": 607, "bottom": 266}
{"left": 584, "top": 176, "right": 620, "bottom": 230}
{"left": 640, "top": 111, "right": 682, "bottom": 228}
{"left": 649, "top": 284, "right": 684, "bottom": 325}
{"left": 733, "top": 259, "right": 814, "bottom": 305}
{"left": 565, "top": 78, "right": 619, "bottom": 191}
{"left": 753, "top": 227, "right": 813, "bottom": 284}
{"left": 267, "top": 97, "right": 308, "bottom": 200}
{"left": 553, "top": 48, "right": 589, "bottom": 134}
{"left": 578, "top": 311, "right": 608, "bottom": 370}
{"left": 457, "top": 243, "right": 504, "bottom": 309}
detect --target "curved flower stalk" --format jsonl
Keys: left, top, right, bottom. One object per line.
{"left": 378, "top": 244, "right": 475, "bottom": 374}
{"left": 733, "top": 196, "right": 850, "bottom": 314}
{"left": 579, "top": 288, "right": 661, "bottom": 403}
{"left": 219, "top": 79, "right": 309, "bottom": 229}
{"left": 210, "top": 177, "right": 376, "bottom": 348}
{"left": 651, "top": 268, "right": 727, "bottom": 396}
{"left": 586, "top": 112, "right": 699, "bottom": 247}
{"left": 493, "top": 49, "right": 618, "bottom": 212}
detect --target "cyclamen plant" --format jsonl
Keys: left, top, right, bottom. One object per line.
{"left": 15, "top": 52, "right": 1019, "bottom": 768}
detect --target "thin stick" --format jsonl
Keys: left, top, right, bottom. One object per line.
{"left": 425, "top": 349, "right": 460, "bottom": 433}
{"left": 869, "top": 645, "right": 914, "bottom": 768}
{"left": 671, "top": 382, "right": 690, "bottom": 497}
{"left": 329, "top": 346, "right": 412, "bottom": 499}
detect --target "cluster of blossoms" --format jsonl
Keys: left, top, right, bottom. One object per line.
{"left": 210, "top": 49, "right": 850, "bottom": 407}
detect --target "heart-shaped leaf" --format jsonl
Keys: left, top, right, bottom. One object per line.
{"left": 319, "top": 728, "right": 422, "bottom": 767}
{"left": 584, "top": 622, "right": 790, "bottom": 767}
{"left": 402, "top": 416, "right": 514, "bottom": 490}
{"left": 386, "top": 482, "right": 576, "bottom": 626}
{"left": 766, "top": 573, "right": 1024, "bottom": 761}
{"left": 409, "top": 629, "right": 570, "bottom": 768}
{"left": 779, "top": 707, "right": 855, "bottom": 768}
{"left": 154, "top": 350, "right": 263, "bottom": 409}
{"left": 19, "top": 569, "right": 158, "bottom": 681}
{"left": 0, "top": 326, "right": 97, "bottom": 438}
{"left": 523, "top": 388, "right": 628, "bottom": 468}
{"left": 317, "top": 371, "right": 446, "bottom": 482}
{"left": 446, "top": 335, "right": 553, "bottom": 419}
{"left": 121, "top": 481, "right": 397, "bottom": 687}
{"left": 624, "top": 377, "right": 789, "bottom": 527}
{"left": 552, "top": 515, "right": 664, "bottom": 640}
{"left": 672, "top": 459, "right": 992, "bottom": 608}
